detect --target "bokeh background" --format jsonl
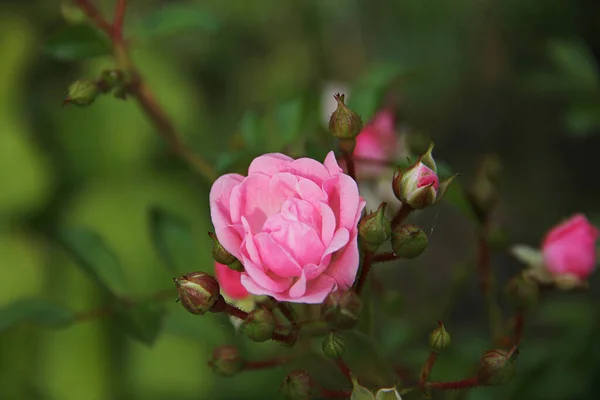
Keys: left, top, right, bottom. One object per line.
{"left": 1, "top": 0, "right": 600, "bottom": 399}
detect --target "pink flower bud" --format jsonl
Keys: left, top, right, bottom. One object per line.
{"left": 541, "top": 214, "right": 598, "bottom": 280}
{"left": 352, "top": 109, "right": 400, "bottom": 178}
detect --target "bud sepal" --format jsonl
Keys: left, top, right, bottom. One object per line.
{"left": 359, "top": 202, "right": 392, "bottom": 252}
{"left": 174, "top": 271, "right": 220, "bottom": 315}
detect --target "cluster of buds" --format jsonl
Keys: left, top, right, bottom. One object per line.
{"left": 392, "top": 143, "right": 455, "bottom": 210}
{"left": 63, "top": 69, "right": 128, "bottom": 107}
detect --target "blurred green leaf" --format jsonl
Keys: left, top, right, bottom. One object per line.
{"left": 115, "top": 302, "right": 165, "bottom": 347}
{"left": 0, "top": 299, "right": 73, "bottom": 332}
{"left": 240, "top": 111, "right": 262, "bottom": 151}
{"left": 548, "top": 40, "right": 599, "bottom": 90}
{"left": 134, "top": 3, "right": 219, "bottom": 39}
{"left": 343, "top": 330, "right": 397, "bottom": 387}
{"left": 441, "top": 180, "right": 478, "bottom": 221}
{"left": 59, "top": 228, "right": 126, "bottom": 296}
{"left": 275, "top": 98, "right": 305, "bottom": 143}
{"left": 564, "top": 103, "right": 600, "bottom": 137}
{"left": 148, "top": 206, "right": 200, "bottom": 274}
{"left": 44, "top": 24, "right": 111, "bottom": 61}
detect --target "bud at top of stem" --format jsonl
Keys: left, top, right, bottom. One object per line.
{"left": 391, "top": 224, "right": 428, "bottom": 259}
{"left": 281, "top": 370, "right": 312, "bottom": 400}
{"left": 242, "top": 308, "right": 276, "bottom": 342}
{"left": 506, "top": 274, "right": 539, "bottom": 310}
{"left": 322, "top": 290, "right": 362, "bottom": 330}
{"left": 359, "top": 203, "right": 392, "bottom": 252}
{"left": 322, "top": 332, "right": 345, "bottom": 359}
{"left": 429, "top": 321, "right": 451, "bottom": 352}
{"left": 64, "top": 79, "right": 101, "bottom": 107}
{"left": 477, "top": 347, "right": 519, "bottom": 386}
{"left": 174, "top": 271, "right": 220, "bottom": 315}
{"left": 329, "top": 93, "right": 363, "bottom": 140}
{"left": 208, "top": 232, "right": 243, "bottom": 271}
{"left": 208, "top": 345, "right": 243, "bottom": 377}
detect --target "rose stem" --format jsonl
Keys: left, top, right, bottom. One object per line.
{"left": 243, "top": 356, "right": 293, "bottom": 370}
{"left": 343, "top": 151, "right": 357, "bottom": 180}
{"left": 372, "top": 252, "right": 399, "bottom": 263}
{"left": 391, "top": 203, "right": 414, "bottom": 229}
{"left": 334, "top": 358, "right": 353, "bottom": 383}
{"left": 512, "top": 311, "right": 525, "bottom": 347}
{"left": 426, "top": 377, "right": 480, "bottom": 390}
{"left": 354, "top": 251, "right": 373, "bottom": 296}
{"left": 419, "top": 351, "right": 439, "bottom": 387}
{"left": 73, "top": 0, "right": 217, "bottom": 183}
{"left": 278, "top": 302, "right": 299, "bottom": 331}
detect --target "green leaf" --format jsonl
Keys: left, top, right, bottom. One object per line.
{"left": 548, "top": 40, "right": 599, "bottom": 90}
{"left": 239, "top": 111, "right": 262, "bottom": 151}
{"left": 565, "top": 103, "right": 600, "bottom": 137}
{"left": 59, "top": 228, "right": 126, "bottom": 296}
{"left": 148, "top": 206, "right": 200, "bottom": 274}
{"left": 115, "top": 302, "right": 165, "bottom": 346}
{"left": 44, "top": 24, "right": 111, "bottom": 61}
{"left": 343, "top": 330, "right": 397, "bottom": 387}
{"left": 133, "top": 4, "right": 219, "bottom": 39}
{"left": 0, "top": 299, "right": 73, "bottom": 332}
{"left": 275, "top": 97, "right": 305, "bottom": 143}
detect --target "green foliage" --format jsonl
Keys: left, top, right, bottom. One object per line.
{"left": 133, "top": 3, "right": 220, "bottom": 39}
{"left": 0, "top": 299, "right": 73, "bottom": 332}
{"left": 58, "top": 228, "right": 127, "bottom": 297}
{"left": 148, "top": 206, "right": 200, "bottom": 274}
{"left": 115, "top": 302, "right": 165, "bottom": 347}
{"left": 44, "top": 25, "right": 111, "bottom": 60}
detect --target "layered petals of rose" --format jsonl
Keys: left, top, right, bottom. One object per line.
{"left": 415, "top": 164, "right": 440, "bottom": 191}
{"left": 210, "top": 152, "right": 366, "bottom": 304}
{"left": 542, "top": 214, "right": 598, "bottom": 280}
{"left": 352, "top": 109, "right": 399, "bottom": 178}
{"left": 214, "top": 262, "right": 249, "bottom": 300}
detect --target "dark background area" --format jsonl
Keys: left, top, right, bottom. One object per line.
{"left": 1, "top": 0, "right": 599, "bottom": 399}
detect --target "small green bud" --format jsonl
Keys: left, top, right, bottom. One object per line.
{"left": 429, "top": 321, "right": 451, "bottom": 352}
{"left": 100, "top": 69, "right": 125, "bottom": 88}
{"left": 173, "top": 271, "right": 220, "bottom": 315}
{"left": 208, "top": 232, "right": 241, "bottom": 269}
{"left": 208, "top": 346, "right": 243, "bottom": 377}
{"left": 242, "top": 309, "right": 276, "bottom": 342}
{"left": 359, "top": 203, "right": 392, "bottom": 252}
{"left": 506, "top": 275, "right": 539, "bottom": 310}
{"left": 281, "top": 370, "right": 312, "bottom": 400}
{"left": 477, "top": 348, "right": 518, "bottom": 386}
{"left": 329, "top": 93, "right": 363, "bottom": 140}
{"left": 322, "top": 332, "right": 345, "bottom": 359}
{"left": 64, "top": 79, "right": 100, "bottom": 107}
{"left": 322, "top": 290, "right": 362, "bottom": 330}
{"left": 391, "top": 224, "right": 428, "bottom": 259}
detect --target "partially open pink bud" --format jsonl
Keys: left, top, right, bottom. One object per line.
{"left": 353, "top": 109, "right": 400, "bottom": 178}
{"left": 392, "top": 143, "right": 455, "bottom": 209}
{"left": 541, "top": 214, "right": 598, "bottom": 280}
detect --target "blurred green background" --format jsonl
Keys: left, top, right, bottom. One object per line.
{"left": 1, "top": 0, "right": 600, "bottom": 399}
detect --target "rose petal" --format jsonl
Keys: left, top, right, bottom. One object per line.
{"left": 210, "top": 174, "right": 245, "bottom": 256}
{"left": 325, "top": 232, "right": 360, "bottom": 289}
{"left": 248, "top": 153, "right": 294, "bottom": 177}
{"left": 241, "top": 255, "right": 291, "bottom": 294}
{"left": 321, "top": 228, "right": 350, "bottom": 260}
{"left": 215, "top": 262, "right": 248, "bottom": 300}
{"left": 323, "top": 151, "right": 342, "bottom": 176}
{"left": 285, "top": 157, "right": 331, "bottom": 185}
{"left": 254, "top": 233, "right": 302, "bottom": 278}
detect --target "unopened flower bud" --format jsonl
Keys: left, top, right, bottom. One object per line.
{"left": 329, "top": 93, "right": 363, "bottom": 140}
{"left": 506, "top": 275, "right": 539, "bottom": 310}
{"left": 391, "top": 224, "right": 428, "bottom": 259}
{"left": 392, "top": 143, "right": 455, "bottom": 209}
{"left": 322, "top": 290, "right": 362, "bottom": 330}
{"left": 64, "top": 79, "right": 100, "bottom": 107}
{"left": 208, "top": 232, "right": 242, "bottom": 270}
{"left": 429, "top": 321, "right": 451, "bottom": 352}
{"left": 359, "top": 203, "right": 392, "bottom": 252}
{"left": 100, "top": 69, "right": 125, "bottom": 88}
{"left": 242, "top": 309, "right": 276, "bottom": 342}
{"left": 477, "top": 348, "right": 518, "bottom": 386}
{"left": 174, "top": 272, "right": 220, "bottom": 315}
{"left": 322, "top": 332, "right": 345, "bottom": 359}
{"left": 281, "top": 370, "right": 312, "bottom": 400}
{"left": 208, "top": 345, "right": 243, "bottom": 377}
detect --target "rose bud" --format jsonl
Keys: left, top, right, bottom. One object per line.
{"left": 208, "top": 346, "right": 243, "bottom": 377}
{"left": 477, "top": 348, "right": 518, "bottom": 386}
{"left": 209, "top": 151, "right": 366, "bottom": 304}
{"left": 173, "top": 272, "right": 220, "bottom": 315}
{"left": 391, "top": 224, "right": 428, "bottom": 259}
{"left": 322, "top": 290, "right": 362, "bottom": 330}
{"left": 63, "top": 79, "right": 100, "bottom": 107}
{"left": 280, "top": 370, "right": 312, "bottom": 400}
{"left": 241, "top": 309, "right": 276, "bottom": 342}
{"left": 322, "top": 332, "right": 345, "bottom": 359}
{"left": 541, "top": 214, "right": 598, "bottom": 281}
{"left": 359, "top": 202, "right": 392, "bottom": 252}
{"left": 429, "top": 321, "right": 451, "bottom": 352}
{"left": 329, "top": 93, "right": 363, "bottom": 140}
{"left": 209, "top": 232, "right": 243, "bottom": 271}
{"left": 505, "top": 274, "right": 539, "bottom": 311}
{"left": 392, "top": 143, "right": 455, "bottom": 209}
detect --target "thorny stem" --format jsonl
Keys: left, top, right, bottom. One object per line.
{"left": 392, "top": 203, "right": 414, "bottom": 229}
{"left": 73, "top": 0, "right": 218, "bottom": 183}
{"left": 419, "top": 351, "right": 439, "bottom": 387}
{"left": 354, "top": 251, "right": 373, "bottom": 296}
{"left": 426, "top": 376, "right": 480, "bottom": 390}
{"left": 372, "top": 251, "right": 399, "bottom": 264}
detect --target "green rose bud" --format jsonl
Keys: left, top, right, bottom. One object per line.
{"left": 429, "top": 321, "right": 451, "bottom": 352}
{"left": 64, "top": 79, "right": 100, "bottom": 107}
{"left": 359, "top": 203, "right": 392, "bottom": 252}
{"left": 281, "top": 370, "right": 312, "bottom": 400}
{"left": 173, "top": 271, "right": 220, "bottom": 315}
{"left": 208, "top": 345, "right": 243, "bottom": 377}
{"left": 322, "top": 290, "right": 362, "bottom": 331}
{"left": 242, "top": 309, "right": 276, "bottom": 342}
{"left": 506, "top": 275, "right": 539, "bottom": 310}
{"left": 329, "top": 93, "right": 363, "bottom": 140}
{"left": 391, "top": 224, "right": 428, "bottom": 259}
{"left": 322, "top": 332, "right": 345, "bottom": 359}
{"left": 477, "top": 348, "right": 518, "bottom": 386}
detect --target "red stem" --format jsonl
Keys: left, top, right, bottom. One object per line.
{"left": 112, "top": 0, "right": 126, "bottom": 42}
{"left": 391, "top": 204, "right": 413, "bottom": 228}
{"left": 320, "top": 388, "right": 352, "bottom": 398}
{"left": 278, "top": 303, "right": 299, "bottom": 331}
{"left": 354, "top": 251, "right": 373, "bottom": 296}
{"left": 73, "top": 0, "right": 112, "bottom": 36}
{"left": 419, "top": 351, "right": 438, "bottom": 387}
{"left": 334, "top": 358, "right": 352, "bottom": 383}
{"left": 427, "top": 376, "right": 480, "bottom": 390}
{"left": 243, "top": 356, "right": 292, "bottom": 370}
{"left": 219, "top": 301, "right": 249, "bottom": 321}
{"left": 372, "top": 252, "right": 399, "bottom": 263}
{"left": 343, "top": 152, "right": 356, "bottom": 181}
{"left": 512, "top": 312, "right": 525, "bottom": 346}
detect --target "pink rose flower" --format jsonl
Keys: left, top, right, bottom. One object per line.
{"left": 542, "top": 214, "right": 598, "bottom": 280}
{"left": 352, "top": 109, "right": 400, "bottom": 179}
{"left": 210, "top": 152, "right": 366, "bottom": 304}
{"left": 214, "top": 262, "right": 249, "bottom": 300}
